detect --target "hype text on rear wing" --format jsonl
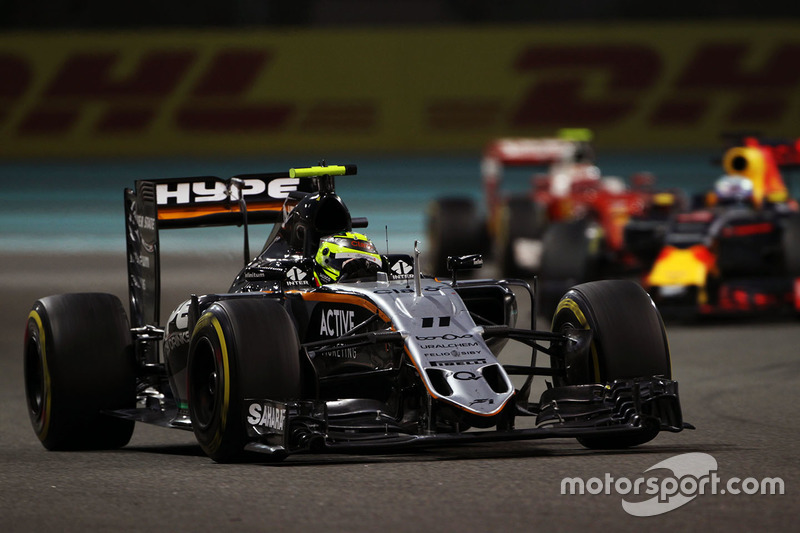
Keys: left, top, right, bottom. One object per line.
{"left": 124, "top": 171, "right": 320, "bottom": 329}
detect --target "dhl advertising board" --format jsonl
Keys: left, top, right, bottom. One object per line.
{"left": 1, "top": 23, "right": 799, "bottom": 158}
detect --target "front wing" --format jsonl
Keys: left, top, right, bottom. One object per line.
{"left": 242, "top": 376, "right": 691, "bottom": 457}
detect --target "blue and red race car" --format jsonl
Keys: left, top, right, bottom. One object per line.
{"left": 645, "top": 135, "right": 800, "bottom": 317}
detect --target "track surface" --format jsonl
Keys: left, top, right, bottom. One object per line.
{"left": 1, "top": 252, "right": 798, "bottom": 532}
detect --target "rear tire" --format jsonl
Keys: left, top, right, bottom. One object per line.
{"left": 783, "top": 214, "right": 800, "bottom": 276}
{"left": 551, "top": 280, "right": 671, "bottom": 449}
{"left": 426, "top": 197, "right": 485, "bottom": 277}
{"left": 539, "top": 218, "right": 598, "bottom": 316}
{"left": 187, "top": 298, "right": 302, "bottom": 463}
{"left": 494, "top": 196, "right": 548, "bottom": 278}
{"left": 23, "top": 293, "right": 136, "bottom": 450}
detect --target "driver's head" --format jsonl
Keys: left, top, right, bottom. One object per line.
{"left": 714, "top": 175, "right": 754, "bottom": 206}
{"left": 314, "top": 232, "right": 382, "bottom": 285}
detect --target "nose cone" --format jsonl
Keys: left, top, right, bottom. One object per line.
{"left": 647, "top": 245, "right": 713, "bottom": 287}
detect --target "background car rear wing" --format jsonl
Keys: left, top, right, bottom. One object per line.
{"left": 481, "top": 129, "right": 594, "bottom": 183}
{"left": 718, "top": 135, "right": 800, "bottom": 207}
{"left": 480, "top": 130, "right": 595, "bottom": 221}
{"left": 722, "top": 133, "right": 800, "bottom": 169}
{"left": 124, "top": 165, "right": 356, "bottom": 328}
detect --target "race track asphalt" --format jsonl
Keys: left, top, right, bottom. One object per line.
{"left": 1, "top": 251, "right": 798, "bottom": 532}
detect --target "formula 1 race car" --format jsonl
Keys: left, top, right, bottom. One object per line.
{"left": 646, "top": 136, "right": 800, "bottom": 317}
{"left": 426, "top": 132, "right": 684, "bottom": 313}
{"left": 23, "top": 164, "right": 690, "bottom": 462}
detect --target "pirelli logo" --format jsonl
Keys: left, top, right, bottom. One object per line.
{"left": 430, "top": 359, "right": 487, "bottom": 367}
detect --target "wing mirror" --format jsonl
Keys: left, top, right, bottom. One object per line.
{"left": 447, "top": 254, "right": 483, "bottom": 286}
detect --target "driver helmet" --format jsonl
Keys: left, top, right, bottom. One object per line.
{"left": 314, "top": 232, "right": 382, "bottom": 284}
{"left": 714, "top": 175, "right": 754, "bottom": 205}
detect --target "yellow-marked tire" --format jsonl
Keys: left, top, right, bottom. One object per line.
{"left": 551, "top": 280, "right": 670, "bottom": 449}
{"left": 23, "top": 293, "right": 135, "bottom": 450}
{"left": 187, "top": 299, "right": 302, "bottom": 463}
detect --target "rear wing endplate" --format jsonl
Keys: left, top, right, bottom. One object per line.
{"left": 124, "top": 172, "right": 315, "bottom": 327}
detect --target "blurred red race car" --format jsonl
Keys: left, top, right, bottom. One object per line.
{"left": 427, "top": 131, "right": 684, "bottom": 311}
{"left": 646, "top": 135, "right": 800, "bottom": 317}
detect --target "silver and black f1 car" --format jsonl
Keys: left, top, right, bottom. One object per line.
{"left": 23, "top": 164, "right": 691, "bottom": 462}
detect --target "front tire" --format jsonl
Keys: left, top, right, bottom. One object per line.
{"left": 187, "top": 298, "right": 302, "bottom": 463}
{"left": 551, "top": 280, "right": 671, "bottom": 448}
{"left": 23, "top": 293, "right": 136, "bottom": 450}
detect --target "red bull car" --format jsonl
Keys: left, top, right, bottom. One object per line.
{"left": 23, "top": 164, "right": 690, "bottom": 463}
{"left": 646, "top": 136, "right": 800, "bottom": 317}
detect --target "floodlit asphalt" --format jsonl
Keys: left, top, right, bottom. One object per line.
{"left": 1, "top": 252, "right": 798, "bottom": 532}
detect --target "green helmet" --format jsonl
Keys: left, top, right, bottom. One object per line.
{"left": 314, "top": 232, "right": 382, "bottom": 284}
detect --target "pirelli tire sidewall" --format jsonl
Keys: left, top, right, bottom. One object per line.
{"left": 187, "top": 299, "right": 302, "bottom": 463}
{"left": 23, "top": 293, "right": 136, "bottom": 450}
{"left": 551, "top": 279, "right": 671, "bottom": 387}
{"left": 551, "top": 280, "right": 671, "bottom": 449}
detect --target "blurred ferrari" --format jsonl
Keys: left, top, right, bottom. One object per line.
{"left": 427, "top": 130, "right": 684, "bottom": 313}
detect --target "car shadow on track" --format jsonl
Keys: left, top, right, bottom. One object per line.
{"left": 123, "top": 444, "right": 208, "bottom": 458}
{"left": 247, "top": 442, "right": 735, "bottom": 467}
{"left": 119, "top": 440, "right": 738, "bottom": 466}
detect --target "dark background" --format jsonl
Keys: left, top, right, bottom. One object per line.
{"left": 2, "top": 0, "right": 799, "bottom": 29}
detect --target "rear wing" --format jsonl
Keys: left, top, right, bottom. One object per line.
{"left": 481, "top": 130, "right": 594, "bottom": 185}
{"left": 719, "top": 135, "right": 800, "bottom": 206}
{"left": 125, "top": 165, "right": 355, "bottom": 328}
{"left": 721, "top": 133, "right": 800, "bottom": 169}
